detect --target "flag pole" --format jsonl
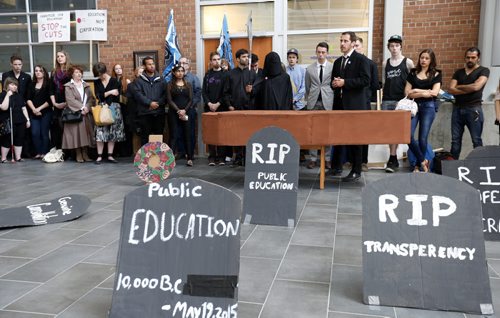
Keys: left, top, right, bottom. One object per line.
{"left": 246, "top": 11, "right": 253, "bottom": 70}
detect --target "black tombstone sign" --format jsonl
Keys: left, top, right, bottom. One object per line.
{"left": 442, "top": 145, "right": 500, "bottom": 240}
{"left": 242, "top": 126, "right": 300, "bottom": 227}
{"left": 109, "top": 178, "right": 241, "bottom": 318}
{"left": 0, "top": 194, "right": 90, "bottom": 228}
{"left": 362, "top": 173, "right": 493, "bottom": 315}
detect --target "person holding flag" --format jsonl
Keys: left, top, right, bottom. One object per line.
{"left": 163, "top": 9, "right": 182, "bottom": 82}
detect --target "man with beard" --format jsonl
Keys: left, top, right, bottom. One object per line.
{"left": 448, "top": 47, "right": 489, "bottom": 159}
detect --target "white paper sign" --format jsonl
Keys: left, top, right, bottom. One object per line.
{"left": 76, "top": 10, "right": 107, "bottom": 41}
{"left": 37, "top": 11, "right": 70, "bottom": 43}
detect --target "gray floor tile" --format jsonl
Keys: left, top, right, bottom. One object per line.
{"left": 240, "top": 223, "right": 256, "bottom": 242}
{"left": 0, "top": 223, "right": 65, "bottom": 241}
{"left": 336, "top": 214, "right": 362, "bottom": 236}
{"left": 62, "top": 210, "right": 121, "bottom": 231}
{"left": 57, "top": 288, "right": 112, "bottom": 318}
{"left": 0, "top": 239, "right": 24, "bottom": 254}
{"left": 238, "top": 302, "right": 262, "bottom": 318}
{"left": 394, "top": 307, "right": 466, "bottom": 317}
{"left": 486, "top": 241, "right": 500, "bottom": 259}
{"left": 307, "top": 190, "right": 339, "bottom": 205}
{"left": 333, "top": 235, "right": 362, "bottom": 266}
{"left": 5, "top": 263, "right": 114, "bottom": 314}
{"left": 98, "top": 274, "right": 115, "bottom": 289}
{"left": 239, "top": 257, "right": 280, "bottom": 303}
{"left": 0, "top": 312, "right": 54, "bottom": 318}
{"left": 0, "top": 229, "right": 88, "bottom": 258}
{"left": 277, "top": 244, "right": 333, "bottom": 283}
{"left": 328, "top": 312, "right": 391, "bottom": 318}
{"left": 300, "top": 203, "right": 337, "bottom": 223}
{"left": 329, "top": 265, "right": 395, "bottom": 317}
{"left": 0, "top": 257, "right": 32, "bottom": 277}
{"left": 83, "top": 241, "right": 119, "bottom": 265}
{"left": 2, "top": 245, "right": 100, "bottom": 283}
{"left": 291, "top": 221, "right": 335, "bottom": 247}
{"left": 240, "top": 228, "right": 293, "bottom": 259}
{"left": 0, "top": 280, "right": 40, "bottom": 308}
{"left": 70, "top": 219, "right": 121, "bottom": 246}
{"left": 488, "top": 259, "right": 500, "bottom": 278}
{"left": 260, "top": 279, "right": 329, "bottom": 318}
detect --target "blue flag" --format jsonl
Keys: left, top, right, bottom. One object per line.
{"left": 163, "top": 9, "right": 182, "bottom": 82}
{"left": 217, "top": 15, "right": 234, "bottom": 69}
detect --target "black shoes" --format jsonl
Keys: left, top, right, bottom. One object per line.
{"left": 385, "top": 157, "right": 399, "bottom": 173}
{"left": 341, "top": 172, "right": 362, "bottom": 182}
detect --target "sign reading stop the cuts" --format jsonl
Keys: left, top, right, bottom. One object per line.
{"left": 362, "top": 173, "right": 493, "bottom": 315}
{"left": 37, "top": 11, "right": 70, "bottom": 43}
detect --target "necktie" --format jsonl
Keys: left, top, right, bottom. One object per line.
{"left": 319, "top": 65, "right": 323, "bottom": 82}
{"left": 341, "top": 56, "right": 347, "bottom": 71}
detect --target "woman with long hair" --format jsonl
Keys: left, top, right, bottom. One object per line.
{"left": 27, "top": 65, "right": 52, "bottom": 159}
{"left": 92, "top": 62, "right": 125, "bottom": 164}
{"left": 166, "top": 64, "right": 194, "bottom": 166}
{"left": 0, "top": 77, "right": 30, "bottom": 162}
{"left": 112, "top": 64, "right": 132, "bottom": 156}
{"left": 404, "top": 48, "right": 442, "bottom": 172}
{"left": 62, "top": 65, "right": 95, "bottom": 163}
{"left": 50, "top": 50, "right": 71, "bottom": 149}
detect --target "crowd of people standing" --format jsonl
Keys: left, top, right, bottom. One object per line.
{"left": 1, "top": 31, "right": 498, "bottom": 176}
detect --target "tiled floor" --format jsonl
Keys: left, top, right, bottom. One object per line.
{"left": 0, "top": 158, "right": 498, "bottom": 318}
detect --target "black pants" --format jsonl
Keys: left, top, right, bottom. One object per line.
{"left": 167, "top": 111, "right": 193, "bottom": 160}
{"left": 50, "top": 109, "right": 63, "bottom": 149}
{"left": 137, "top": 113, "right": 165, "bottom": 146}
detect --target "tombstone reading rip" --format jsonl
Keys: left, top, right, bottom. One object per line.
{"left": 109, "top": 178, "right": 241, "bottom": 318}
{"left": 242, "top": 126, "right": 300, "bottom": 227}
{"left": 442, "top": 145, "right": 500, "bottom": 240}
{"left": 362, "top": 173, "right": 493, "bottom": 315}
{"left": 0, "top": 194, "right": 90, "bottom": 228}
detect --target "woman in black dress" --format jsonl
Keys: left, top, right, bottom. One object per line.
{"left": 166, "top": 64, "right": 194, "bottom": 166}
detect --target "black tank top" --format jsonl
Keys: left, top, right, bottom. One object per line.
{"left": 383, "top": 57, "right": 409, "bottom": 101}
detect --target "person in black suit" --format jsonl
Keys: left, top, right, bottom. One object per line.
{"left": 331, "top": 31, "right": 371, "bottom": 182}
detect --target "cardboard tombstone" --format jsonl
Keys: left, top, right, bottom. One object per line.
{"left": 362, "top": 173, "right": 493, "bottom": 315}
{"left": 0, "top": 194, "right": 90, "bottom": 228}
{"left": 109, "top": 178, "right": 241, "bottom": 318}
{"left": 242, "top": 126, "right": 300, "bottom": 227}
{"left": 442, "top": 145, "right": 500, "bottom": 240}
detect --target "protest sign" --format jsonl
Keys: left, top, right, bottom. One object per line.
{"left": 37, "top": 11, "right": 70, "bottom": 43}
{"left": 242, "top": 126, "right": 299, "bottom": 227}
{"left": 109, "top": 178, "right": 241, "bottom": 318}
{"left": 0, "top": 194, "right": 90, "bottom": 228}
{"left": 75, "top": 10, "right": 107, "bottom": 41}
{"left": 362, "top": 173, "right": 493, "bottom": 314}
{"left": 442, "top": 146, "right": 500, "bottom": 240}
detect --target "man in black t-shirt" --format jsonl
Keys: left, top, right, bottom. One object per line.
{"left": 448, "top": 47, "right": 490, "bottom": 159}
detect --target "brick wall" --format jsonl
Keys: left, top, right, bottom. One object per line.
{"left": 401, "top": 0, "right": 481, "bottom": 89}
{"left": 98, "top": 0, "right": 197, "bottom": 79}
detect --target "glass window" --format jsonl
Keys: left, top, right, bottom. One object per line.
{"left": 29, "top": 0, "right": 95, "bottom": 11}
{"left": 201, "top": 2, "right": 274, "bottom": 36}
{"left": 0, "top": 45, "right": 31, "bottom": 73}
{"left": 0, "top": 0, "right": 26, "bottom": 13}
{"left": 0, "top": 15, "right": 28, "bottom": 43}
{"left": 288, "top": 0, "right": 369, "bottom": 30}
{"left": 32, "top": 43, "right": 98, "bottom": 72}
{"left": 287, "top": 32, "right": 368, "bottom": 64}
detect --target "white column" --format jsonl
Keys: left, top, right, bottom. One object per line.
{"left": 382, "top": 0, "right": 404, "bottom": 61}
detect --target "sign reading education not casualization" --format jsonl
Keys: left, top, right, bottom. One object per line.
{"left": 362, "top": 173, "right": 493, "bottom": 315}
{"left": 109, "top": 178, "right": 241, "bottom": 318}
{"left": 37, "top": 11, "right": 70, "bottom": 43}
{"left": 75, "top": 10, "right": 107, "bottom": 41}
{"left": 0, "top": 194, "right": 90, "bottom": 228}
{"left": 442, "top": 145, "right": 500, "bottom": 240}
{"left": 243, "top": 126, "right": 299, "bottom": 227}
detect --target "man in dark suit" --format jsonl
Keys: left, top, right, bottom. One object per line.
{"left": 331, "top": 31, "right": 371, "bottom": 182}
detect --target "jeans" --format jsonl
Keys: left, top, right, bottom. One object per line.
{"left": 31, "top": 111, "right": 52, "bottom": 154}
{"left": 450, "top": 105, "right": 483, "bottom": 159}
{"left": 408, "top": 100, "right": 436, "bottom": 164}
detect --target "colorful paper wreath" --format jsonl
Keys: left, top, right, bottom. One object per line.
{"left": 133, "top": 142, "right": 176, "bottom": 183}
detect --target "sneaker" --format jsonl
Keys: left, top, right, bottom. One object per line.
{"left": 208, "top": 159, "right": 216, "bottom": 166}
{"left": 362, "top": 163, "right": 369, "bottom": 172}
{"left": 385, "top": 158, "right": 399, "bottom": 173}
{"left": 218, "top": 161, "right": 226, "bottom": 166}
